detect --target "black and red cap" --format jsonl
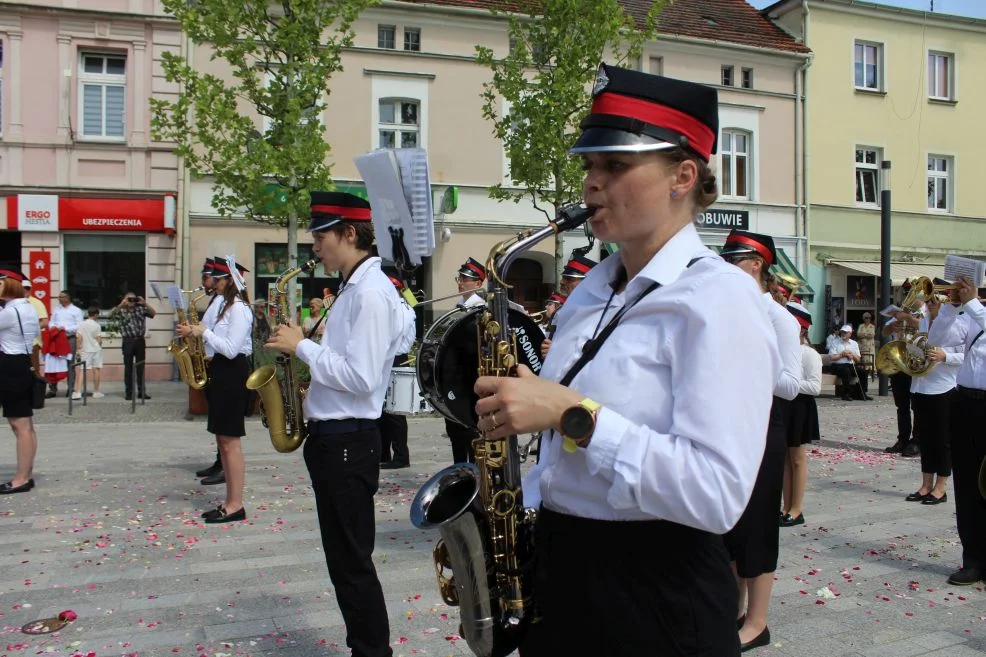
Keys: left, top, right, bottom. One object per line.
{"left": 562, "top": 255, "right": 597, "bottom": 279}
{"left": 307, "top": 191, "right": 373, "bottom": 233}
{"left": 570, "top": 64, "right": 719, "bottom": 162}
{"left": 0, "top": 265, "right": 26, "bottom": 282}
{"left": 457, "top": 257, "right": 486, "bottom": 282}
{"left": 786, "top": 299, "right": 812, "bottom": 330}
{"left": 201, "top": 257, "right": 215, "bottom": 276}
{"left": 211, "top": 256, "right": 249, "bottom": 279}
{"left": 720, "top": 230, "right": 776, "bottom": 267}
{"left": 546, "top": 292, "right": 567, "bottom": 306}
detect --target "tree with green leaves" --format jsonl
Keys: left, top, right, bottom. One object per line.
{"left": 151, "top": 0, "right": 376, "bottom": 311}
{"left": 476, "top": 0, "right": 663, "bottom": 274}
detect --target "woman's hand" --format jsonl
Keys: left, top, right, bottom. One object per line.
{"left": 265, "top": 322, "right": 304, "bottom": 354}
{"left": 540, "top": 339, "right": 552, "bottom": 359}
{"left": 474, "top": 365, "right": 583, "bottom": 439}
{"left": 176, "top": 323, "right": 202, "bottom": 339}
{"left": 927, "top": 347, "right": 946, "bottom": 363}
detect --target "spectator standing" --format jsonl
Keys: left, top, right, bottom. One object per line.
{"left": 857, "top": 312, "right": 876, "bottom": 376}
{"left": 46, "top": 290, "right": 83, "bottom": 398}
{"left": 73, "top": 308, "right": 104, "bottom": 399}
{"left": 110, "top": 292, "right": 157, "bottom": 401}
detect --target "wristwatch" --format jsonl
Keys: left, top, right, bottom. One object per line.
{"left": 560, "top": 398, "right": 601, "bottom": 453}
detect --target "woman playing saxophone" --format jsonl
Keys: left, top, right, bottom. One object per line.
{"left": 472, "top": 64, "right": 779, "bottom": 656}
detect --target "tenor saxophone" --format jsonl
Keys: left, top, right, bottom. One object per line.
{"left": 169, "top": 287, "right": 208, "bottom": 390}
{"left": 410, "top": 204, "right": 594, "bottom": 657}
{"left": 246, "top": 259, "right": 319, "bottom": 453}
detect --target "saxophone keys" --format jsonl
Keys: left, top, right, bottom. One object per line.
{"left": 486, "top": 321, "right": 501, "bottom": 336}
{"left": 502, "top": 354, "right": 516, "bottom": 369}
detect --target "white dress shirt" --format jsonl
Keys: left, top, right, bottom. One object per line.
{"left": 828, "top": 337, "right": 860, "bottom": 364}
{"left": 523, "top": 223, "right": 779, "bottom": 533}
{"left": 200, "top": 294, "right": 221, "bottom": 358}
{"left": 202, "top": 299, "right": 253, "bottom": 359}
{"left": 911, "top": 304, "right": 967, "bottom": 396}
{"left": 764, "top": 292, "right": 801, "bottom": 401}
{"left": 297, "top": 257, "right": 416, "bottom": 421}
{"left": 0, "top": 299, "right": 40, "bottom": 355}
{"left": 799, "top": 344, "right": 823, "bottom": 396}
{"left": 50, "top": 302, "right": 84, "bottom": 333}
{"left": 461, "top": 292, "right": 486, "bottom": 308}
{"left": 955, "top": 299, "right": 986, "bottom": 390}
{"left": 395, "top": 298, "right": 417, "bottom": 355}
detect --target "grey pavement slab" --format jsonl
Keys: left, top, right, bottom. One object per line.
{"left": 0, "top": 384, "right": 984, "bottom": 655}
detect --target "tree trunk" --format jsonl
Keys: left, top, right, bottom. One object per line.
{"left": 553, "top": 169, "right": 564, "bottom": 282}
{"left": 286, "top": 206, "right": 299, "bottom": 324}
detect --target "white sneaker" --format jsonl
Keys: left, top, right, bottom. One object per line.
{"left": 71, "top": 392, "right": 82, "bottom": 400}
{"left": 92, "top": 392, "right": 105, "bottom": 399}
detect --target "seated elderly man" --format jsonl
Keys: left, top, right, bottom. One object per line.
{"left": 828, "top": 324, "right": 873, "bottom": 401}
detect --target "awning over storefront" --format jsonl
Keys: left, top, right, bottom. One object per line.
{"left": 601, "top": 243, "right": 814, "bottom": 299}
{"left": 828, "top": 260, "right": 943, "bottom": 286}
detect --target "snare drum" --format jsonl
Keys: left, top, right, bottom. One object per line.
{"left": 416, "top": 305, "right": 545, "bottom": 428}
{"left": 385, "top": 366, "right": 433, "bottom": 415}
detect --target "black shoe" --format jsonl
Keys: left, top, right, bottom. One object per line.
{"left": 902, "top": 442, "right": 920, "bottom": 457}
{"left": 905, "top": 491, "right": 930, "bottom": 502}
{"left": 45, "top": 390, "right": 56, "bottom": 399}
{"left": 780, "top": 513, "right": 805, "bottom": 527}
{"left": 922, "top": 492, "right": 947, "bottom": 505}
{"left": 124, "top": 394, "right": 132, "bottom": 401}
{"left": 204, "top": 507, "right": 246, "bottom": 524}
{"left": 139, "top": 393, "right": 151, "bottom": 400}
{"left": 201, "top": 471, "right": 226, "bottom": 485}
{"left": 736, "top": 615, "right": 746, "bottom": 630}
{"left": 201, "top": 504, "right": 223, "bottom": 518}
{"left": 380, "top": 461, "right": 410, "bottom": 470}
{"left": 862, "top": 394, "right": 874, "bottom": 401}
{"left": 0, "top": 478, "right": 35, "bottom": 495}
{"left": 741, "top": 627, "right": 770, "bottom": 652}
{"left": 947, "top": 567, "right": 983, "bottom": 586}
{"left": 841, "top": 395, "right": 853, "bottom": 401}
{"left": 885, "top": 441, "right": 905, "bottom": 454}
{"left": 195, "top": 462, "right": 223, "bottom": 478}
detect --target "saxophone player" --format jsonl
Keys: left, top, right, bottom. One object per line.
{"left": 177, "top": 256, "right": 253, "bottom": 523}
{"left": 265, "top": 191, "right": 415, "bottom": 657}
{"left": 194, "top": 258, "right": 225, "bottom": 485}
{"left": 473, "top": 64, "right": 778, "bottom": 656}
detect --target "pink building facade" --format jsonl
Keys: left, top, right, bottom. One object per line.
{"left": 0, "top": 1, "right": 180, "bottom": 382}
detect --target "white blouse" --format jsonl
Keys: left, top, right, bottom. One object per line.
{"left": 202, "top": 299, "right": 253, "bottom": 359}
{"left": 0, "top": 299, "right": 40, "bottom": 355}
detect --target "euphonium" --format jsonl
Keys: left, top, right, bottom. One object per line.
{"left": 246, "top": 258, "right": 319, "bottom": 453}
{"left": 410, "top": 203, "right": 594, "bottom": 657}
{"left": 169, "top": 287, "right": 209, "bottom": 390}
{"left": 875, "top": 277, "right": 941, "bottom": 377}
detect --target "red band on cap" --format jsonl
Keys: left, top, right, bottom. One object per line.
{"left": 212, "top": 262, "right": 231, "bottom": 274}
{"left": 0, "top": 269, "right": 21, "bottom": 280}
{"left": 464, "top": 263, "right": 486, "bottom": 280}
{"left": 591, "top": 91, "right": 716, "bottom": 161}
{"left": 311, "top": 204, "right": 372, "bottom": 221}
{"left": 725, "top": 234, "right": 774, "bottom": 265}
{"left": 566, "top": 260, "right": 591, "bottom": 274}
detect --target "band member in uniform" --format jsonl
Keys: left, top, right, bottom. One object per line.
{"left": 719, "top": 229, "right": 800, "bottom": 650}
{"left": 265, "top": 191, "right": 415, "bottom": 657}
{"left": 559, "top": 254, "right": 596, "bottom": 296}
{"left": 379, "top": 275, "right": 416, "bottom": 470}
{"left": 945, "top": 276, "right": 986, "bottom": 585}
{"left": 0, "top": 268, "right": 40, "bottom": 495}
{"left": 884, "top": 303, "right": 919, "bottom": 455}
{"left": 473, "top": 64, "right": 779, "bottom": 656}
{"left": 195, "top": 258, "right": 225, "bottom": 483}
{"left": 178, "top": 256, "right": 253, "bottom": 523}
{"left": 446, "top": 258, "right": 486, "bottom": 464}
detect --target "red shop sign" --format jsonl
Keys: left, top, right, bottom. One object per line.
{"left": 6, "top": 196, "right": 173, "bottom": 233}
{"left": 28, "top": 251, "right": 52, "bottom": 314}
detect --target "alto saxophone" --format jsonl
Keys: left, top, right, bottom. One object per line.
{"left": 169, "top": 287, "right": 209, "bottom": 390}
{"left": 246, "top": 258, "right": 319, "bottom": 453}
{"left": 410, "top": 204, "right": 594, "bottom": 657}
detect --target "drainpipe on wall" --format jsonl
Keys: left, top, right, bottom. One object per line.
{"left": 799, "top": 0, "right": 816, "bottom": 340}
{"left": 178, "top": 31, "right": 193, "bottom": 290}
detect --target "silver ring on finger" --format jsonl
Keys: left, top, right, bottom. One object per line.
{"left": 490, "top": 411, "right": 498, "bottom": 428}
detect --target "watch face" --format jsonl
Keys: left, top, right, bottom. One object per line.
{"left": 562, "top": 407, "right": 594, "bottom": 441}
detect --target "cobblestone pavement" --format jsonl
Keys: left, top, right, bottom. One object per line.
{"left": 1, "top": 382, "right": 984, "bottom": 656}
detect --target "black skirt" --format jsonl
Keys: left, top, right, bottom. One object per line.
{"left": 206, "top": 354, "right": 250, "bottom": 437}
{"left": 724, "top": 396, "right": 792, "bottom": 578}
{"left": 0, "top": 353, "right": 33, "bottom": 419}
{"left": 786, "top": 393, "right": 820, "bottom": 447}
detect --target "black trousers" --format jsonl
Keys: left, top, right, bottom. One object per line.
{"left": 890, "top": 372, "right": 914, "bottom": 443}
{"left": 950, "top": 389, "right": 986, "bottom": 571}
{"left": 303, "top": 420, "right": 392, "bottom": 657}
{"left": 522, "top": 507, "right": 740, "bottom": 657}
{"left": 831, "top": 362, "right": 868, "bottom": 396}
{"left": 377, "top": 411, "right": 409, "bottom": 464}
{"left": 122, "top": 337, "right": 146, "bottom": 397}
{"left": 912, "top": 391, "right": 952, "bottom": 477}
{"left": 445, "top": 418, "right": 477, "bottom": 464}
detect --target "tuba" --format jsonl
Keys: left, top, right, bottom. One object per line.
{"left": 410, "top": 203, "right": 594, "bottom": 657}
{"left": 246, "top": 259, "right": 319, "bottom": 453}
{"left": 169, "top": 287, "right": 209, "bottom": 390}
{"left": 875, "top": 277, "right": 945, "bottom": 377}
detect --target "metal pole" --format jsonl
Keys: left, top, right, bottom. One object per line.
{"left": 131, "top": 360, "right": 137, "bottom": 414}
{"left": 82, "top": 362, "right": 87, "bottom": 406}
{"left": 67, "top": 362, "right": 74, "bottom": 416}
{"left": 878, "top": 160, "right": 892, "bottom": 396}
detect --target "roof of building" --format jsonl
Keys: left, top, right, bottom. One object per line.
{"left": 394, "top": 0, "right": 810, "bottom": 54}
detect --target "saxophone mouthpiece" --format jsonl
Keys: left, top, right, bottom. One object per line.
{"left": 553, "top": 204, "right": 596, "bottom": 232}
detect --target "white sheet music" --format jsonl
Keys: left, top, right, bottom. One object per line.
{"left": 944, "top": 255, "right": 985, "bottom": 287}
{"left": 166, "top": 285, "right": 186, "bottom": 314}
{"left": 149, "top": 282, "right": 164, "bottom": 302}
{"left": 880, "top": 304, "right": 902, "bottom": 318}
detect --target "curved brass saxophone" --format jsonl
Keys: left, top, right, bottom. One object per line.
{"left": 410, "top": 204, "right": 594, "bottom": 657}
{"left": 246, "top": 259, "right": 320, "bottom": 453}
{"left": 169, "top": 287, "right": 208, "bottom": 390}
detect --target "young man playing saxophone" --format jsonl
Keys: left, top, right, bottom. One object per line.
{"left": 265, "top": 191, "right": 415, "bottom": 657}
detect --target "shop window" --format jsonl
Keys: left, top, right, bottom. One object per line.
{"left": 254, "top": 243, "right": 340, "bottom": 322}
{"left": 64, "top": 234, "right": 145, "bottom": 310}
{"left": 79, "top": 52, "right": 126, "bottom": 140}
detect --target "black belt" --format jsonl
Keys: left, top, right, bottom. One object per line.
{"left": 957, "top": 385, "right": 986, "bottom": 400}
{"left": 307, "top": 418, "right": 378, "bottom": 435}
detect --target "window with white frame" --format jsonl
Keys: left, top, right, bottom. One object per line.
{"left": 403, "top": 27, "right": 421, "bottom": 52}
{"left": 853, "top": 41, "right": 883, "bottom": 91}
{"left": 721, "top": 65, "right": 734, "bottom": 86}
{"left": 855, "top": 147, "right": 881, "bottom": 205}
{"left": 378, "top": 99, "right": 419, "bottom": 149}
{"left": 649, "top": 56, "right": 663, "bottom": 75}
{"left": 79, "top": 52, "right": 126, "bottom": 140}
{"left": 720, "top": 130, "right": 750, "bottom": 198}
{"left": 741, "top": 67, "right": 754, "bottom": 89}
{"left": 378, "top": 25, "right": 396, "bottom": 49}
{"left": 927, "top": 155, "right": 952, "bottom": 212}
{"left": 928, "top": 52, "right": 954, "bottom": 100}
